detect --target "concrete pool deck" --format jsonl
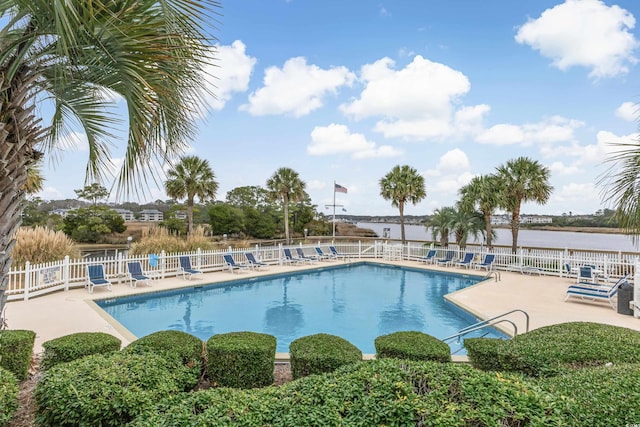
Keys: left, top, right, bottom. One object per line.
{"left": 5, "top": 259, "right": 640, "bottom": 354}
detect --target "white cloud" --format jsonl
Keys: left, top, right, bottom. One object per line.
{"left": 616, "top": 101, "right": 638, "bottom": 121}
{"left": 476, "top": 116, "right": 583, "bottom": 145}
{"left": 423, "top": 149, "right": 474, "bottom": 194}
{"left": 60, "top": 132, "right": 89, "bottom": 151}
{"left": 547, "top": 161, "right": 580, "bottom": 176}
{"left": 241, "top": 57, "right": 355, "bottom": 117}
{"left": 204, "top": 41, "right": 256, "bottom": 112}
{"left": 515, "top": 0, "right": 639, "bottom": 79}
{"left": 554, "top": 182, "right": 599, "bottom": 202}
{"left": 307, "top": 123, "right": 402, "bottom": 159}
{"left": 37, "top": 186, "right": 65, "bottom": 201}
{"left": 306, "top": 179, "right": 326, "bottom": 191}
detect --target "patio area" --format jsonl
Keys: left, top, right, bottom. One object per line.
{"left": 5, "top": 259, "right": 640, "bottom": 354}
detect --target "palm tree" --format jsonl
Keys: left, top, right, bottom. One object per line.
{"left": 496, "top": 157, "right": 553, "bottom": 253}
{"left": 379, "top": 165, "right": 427, "bottom": 244}
{"left": 165, "top": 156, "right": 219, "bottom": 235}
{"left": 0, "top": 0, "right": 218, "bottom": 324}
{"left": 449, "top": 206, "right": 486, "bottom": 250}
{"left": 22, "top": 161, "right": 45, "bottom": 195}
{"left": 426, "top": 207, "right": 456, "bottom": 247}
{"left": 266, "top": 167, "right": 306, "bottom": 244}
{"left": 459, "top": 175, "right": 502, "bottom": 248}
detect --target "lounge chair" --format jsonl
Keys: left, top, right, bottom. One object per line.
{"left": 565, "top": 274, "right": 630, "bottom": 309}
{"left": 329, "top": 246, "right": 347, "bottom": 260}
{"left": 178, "top": 256, "right": 202, "bottom": 280}
{"left": 223, "top": 254, "right": 249, "bottom": 274}
{"left": 475, "top": 254, "right": 495, "bottom": 271}
{"left": 315, "top": 247, "right": 336, "bottom": 260}
{"left": 577, "top": 266, "right": 594, "bottom": 284}
{"left": 296, "top": 247, "right": 318, "bottom": 263}
{"left": 437, "top": 251, "right": 455, "bottom": 266}
{"left": 419, "top": 249, "right": 437, "bottom": 264}
{"left": 283, "top": 248, "right": 304, "bottom": 265}
{"left": 126, "top": 261, "right": 152, "bottom": 288}
{"left": 86, "top": 264, "right": 113, "bottom": 294}
{"left": 245, "top": 252, "right": 268, "bottom": 269}
{"left": 456, "top": 252, "right": 474, "bottom": 268}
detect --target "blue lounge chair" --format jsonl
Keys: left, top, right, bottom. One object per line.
{"left": 178, "top": 256, "right": 202, "bottom": 280}
{"left": 475, "top": 254, "right": 495, "bottom": 271}
{"left": 315, "top": 247, "right": 336, "bottom": 260}
{"left": 565, "top": 274, "right": 630, "bottom": 309}
{"left": 86, "top": 264, "right": 113, "bottom": 294}
{"left": 223, "top": 254, "right": 249, "bottom": 274}
{"left": 245, "top": 252, "right": 268, "bottom": 269}
{"left": 296, "top": 247, "right": 318, "bottom": 263}
{"left": 419, "top": 249, "right": 437, "bottom": 264}
{"left": 283, "top": 248, "right": 304, "bottom": 264}
{"left": 126, "top": 261, "right": 151, "bottom": 288}
{"left": 577, "top": 266, "right": 594, "bottom": 284}
{"left": 329, "top": 246, "right": 347, "bottom": 260}
{"left": 456, "top": 252, "right": 474, "bottom": 268}
{"left": 437, "top": 251, "right": 455, "bottom": 266}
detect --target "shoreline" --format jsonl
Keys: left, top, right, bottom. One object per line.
{"left": 516, "top": 226, "right": 629, "bottom": 235}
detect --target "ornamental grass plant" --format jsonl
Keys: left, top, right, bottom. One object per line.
{"left": 12, "top": 226, "right": 80, "bottom": 267}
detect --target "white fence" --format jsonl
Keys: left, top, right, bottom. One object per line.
{"left": 6, "top": 241, "right": 640, "bottom": 317}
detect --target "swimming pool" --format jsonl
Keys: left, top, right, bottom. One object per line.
{"left": 97, "top": 262, "right": 504, "bottom": 353}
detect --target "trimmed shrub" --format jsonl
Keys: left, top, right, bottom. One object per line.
{"left": 125, "top": 330, "right": 203, "bottom": 380}
{"left": 207, "top": 331, "right": 276, "bottom": 389}
{"left": 539, "top": 363, "right": 640, "bottom": 426}
{"left": 42, "top": 332, "right": 121, "bottom": 370}
{"left": 290, "top": 333, "right": 362, "bottom": 379}
{"left": 129, "top": 358, "right": 563, "bottom": 426}
{"left": 0, "top": 329, "right": 35, "bottom": 381}
{"left": 375, "top": 330, "right": 451, "bottom": 362}
{"left": 464, "top": 337, "right": 506, "bottom": 371}
{"left": 0, "top": 367, "right": 18, "bottom": 427}
{"left": 35, "top": 352, "right": 196, "bottom": 427}
{"left": 472, "top": 322, "right": 640, "bottom": 377}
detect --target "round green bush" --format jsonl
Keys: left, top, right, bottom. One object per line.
{"left": 35, "top": 351, "right": 197, "bottom": 427}
{"left": 129, "top": 359, "right": 563, "bottom": 426}
{"left": 0, "top": 329, "right": 35, "bottom": 381}
{"left": 0, "top": 367, "right": 18, "bottom": 427}
{"left": 206, "top": 331, "right": 276, "bottom": 389}
{"left": 375, "top": 330, "right": 451, "bottom": 362}
{"left": 539, "top": 363, "right": 640, "bottom": 426}
{"left": 464, "top": 337, "right": 506, "bottom": 371}
{"left": 42, "top": 332, "right": 121, "bottom": 370}
{"left": 124, "top": 330, "right": 203, "bottom": 379}
{"left": 290, "top": 333, "right": 362, "bottom": 379}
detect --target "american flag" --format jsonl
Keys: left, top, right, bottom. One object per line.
{"left": 334, "top": 183, "right": 348, "bottom": 194}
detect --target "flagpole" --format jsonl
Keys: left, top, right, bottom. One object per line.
{"left": 332, "top": 180, "right": 336, "bottom": 238}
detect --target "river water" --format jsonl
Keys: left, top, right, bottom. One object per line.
{"left": 356, "top": 222, "right": 640, "bottom": 253}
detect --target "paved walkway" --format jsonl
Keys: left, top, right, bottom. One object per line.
{"left": 6, "top": 259, "right": 639, "bottom": 353}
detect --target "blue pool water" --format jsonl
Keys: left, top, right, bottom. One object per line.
{"left": 97, "top": 262, "right": 505, "bottom": 353}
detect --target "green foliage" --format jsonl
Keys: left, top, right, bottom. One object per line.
{"left": 243, "top": 206, "right": 278, "bottom": 238}
{"left": 130, "top": 358, "right": 562, "bottom": 426}
{"left": 206, "top": 332, "right": 276, "bottom": 389}
{"left": 74, "top": 183, "right": 110, "bottom": 205}
{"left": 0, "top": 330, "right": 35, "bottom": 381}
{"left": 124, "top": 330, "right": 203, "bottom": 379}
{"left": 375, "top": 330, "right": 451, "bottom": 362}
{"left": 0, "top": 367, "right": 18, "bottom": 427}
{"left": 41, "top": 332, "right": 121, "bottom": 370}
{"left": 538, "top": 363, "right": 640, "bottom": 426}
{"left": 469, "top": 322, "right": 640, "bottom": 377}
{"left": 35, "top": 352, "right": 196, "bottom": 427}
{"left": 464, "top": 338, "right": 506, "bottom": 371}
{"left": 61, "top": 205, "right": 126, "bottom": 243}
{"left": 21, "top": 197, "right": 49, "bottom": 227}
{"left": 208, "top": 203, "right": 245, "bottom": 236}
{"left": 289, "top": 333, "right": 362, "bottom": 379}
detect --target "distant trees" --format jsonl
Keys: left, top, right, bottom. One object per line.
{"left": 165, "top": 156, "right": 219, "bottom": 236}
{"left": 61, "top": 206, "right": 126, "bottom": 243}
{"left": 266, "top": 168, "right": 306, "bottom": 244}
{"left": 74, "top": 184, "right": 109, "bottom": 205}
{"left": 380, "top": 165, "right": 426, "bottom": 244}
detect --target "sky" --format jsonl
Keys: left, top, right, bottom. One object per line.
{"left": 37, "top": 0, "right": 640, "bottom": 217}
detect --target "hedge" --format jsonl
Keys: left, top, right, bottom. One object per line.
{"left": 206, "top": 332, "right": 276, "bottom": 389}
{"left": 124, "top": 330, "right": 203, "bottom": 379}
{"left": 290, "top": 333, "right": 362, "bottom": 379}
{"left": 375, "top": 330, "right": 451, "bottom": 362}
{"left": 0, "top": 367, "right": 18, "bottom": 427}
{"left": 465, "top": 322, "right": 640, "bottom": 377}
{"left": 129, "top": 358, "right": 563, "bottom": 426}
{"left": 35, "top": 352, "right": 197, "bottom": 427}
{"left": 0, "top": 329, "right": 35, "bottom": 381}
{"left": 42, "top": 332, "right": 121, "bottom": 370}
{"left": 539, "top": 363, "right": 640, "bottom": 426}
{"left": 464, "top": 338, "right": 506, "bottom": 371}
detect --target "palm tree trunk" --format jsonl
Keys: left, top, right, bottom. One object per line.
{"left": 398, "top": 202, "right": 406, "bottom": 244}
{"left": 483, "top": 212, "right": 493, "bottom": 248}
{"left": 510, "top": 204, "right": 521, "bottom": 254}
{"left": 284, "top": 200, "right": 290, "bottom": 244}
{"left": 187, "top": 197, "right": 194, "bottom": 235}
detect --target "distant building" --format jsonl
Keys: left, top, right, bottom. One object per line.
{"left": 50, "top": 208, "right": 71, "bottom": 218}
{"left": 520, "top": 215, "right": 553, "bottom": 224}
{"left": 139, "top": 209, "right": 164, "bottom": 222}
{"left": 490, "top": 215, "right": 510, "bottom": 225}
{"left": 114, "top": 208, "right": 135, "bottom": 222}
{"left": 173, "top": 210, "right": 187, "bottom": 220}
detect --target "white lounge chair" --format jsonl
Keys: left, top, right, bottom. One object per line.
{"left": 565, "top": 274, "right": 630, "bottom": 309}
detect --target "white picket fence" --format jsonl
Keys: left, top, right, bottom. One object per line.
{"left": 6, "top": 241, "right": 640, "bottom": 317}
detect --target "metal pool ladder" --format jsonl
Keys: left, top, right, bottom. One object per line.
{"left": 442, "top": 309, "right": 530, "bottom": 354}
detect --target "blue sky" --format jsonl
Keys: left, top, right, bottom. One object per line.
{"left": 39, "top": 0, "right": 640, "bottom": 216}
